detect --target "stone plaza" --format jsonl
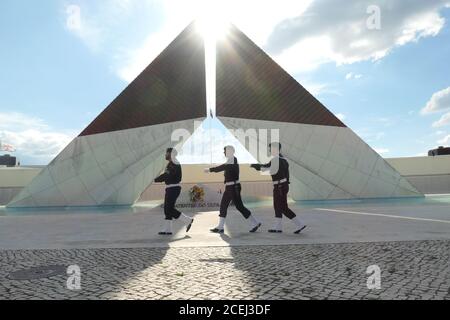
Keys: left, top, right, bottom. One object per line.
{"left": 1, "top": 196, "right": 450, "bottom": 300}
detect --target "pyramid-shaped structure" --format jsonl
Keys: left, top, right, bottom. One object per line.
{"left": 216, "top": 25, "right": 422, "bottom": 200}
{"left": 8, "top": 22, "right": 206, "bottom": 208}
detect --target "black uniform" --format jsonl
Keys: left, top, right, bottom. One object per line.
{"left": 155, "top": 161, "right": 182, "bottom": 221}
{"left": 252, "top": 155, "right": 296, "bottom": 219}
{"left": 210, "top": 157, "right": 252, "bottom": 219}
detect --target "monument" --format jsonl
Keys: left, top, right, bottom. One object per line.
{"left": 7, "top": 22, "right": 422, "bottom": 208}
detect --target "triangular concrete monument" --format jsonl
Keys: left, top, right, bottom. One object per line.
{"left": 8, "top": 22, "right": 207, "bottom": 208}
{"left": 216, "top": 25, "right": 422, "bottom": 200}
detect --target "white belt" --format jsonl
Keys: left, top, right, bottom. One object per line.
{"left": 166, "top": 184, "right": 181, "bottom": 189}
{"left": 273, "top": 178, "right": 288, "bottom": 185}
{"left": 225, "top": 180, "right": 240, "bottom": 186}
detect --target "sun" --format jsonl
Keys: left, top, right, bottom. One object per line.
{"left": 195, "top": 7, "right": 230, "bottom": 42}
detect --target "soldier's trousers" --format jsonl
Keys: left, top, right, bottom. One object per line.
{"left": 273, "top": 183, "right": 296, "bottom": 219}
{"left": 164, "top": 186, "right": 182, "bottom": 221}
{"left": 219, "top": 184, "right": 252, "bottom": 219}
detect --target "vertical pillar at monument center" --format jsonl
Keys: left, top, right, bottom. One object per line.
{"left": 7, "top": 22, "right": 207, "bottom": 208}
{"left": 216, "top": 25, "right": 422, "bottom": 201}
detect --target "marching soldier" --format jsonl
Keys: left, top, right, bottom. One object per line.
{"left": 204, "top": 146, "right": 261, "bottom": 234}
{"left": 251, "top": 143, "right": 307, "bottom": 234}
{"left": 155, "top": 148, "right": 194, "bottom": 235}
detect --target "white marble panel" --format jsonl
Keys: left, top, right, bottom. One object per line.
{"left": 92, "top": 141, "right": 119, "bottom": 165}
{"left": 397, "top": 176, "right": 421, "bottom": 194}
{"left": 71, "top": 151, "right": 99, "bottom": 175}
{"left": 371, "top": 157, "right": 402, "bottom": 186}
{"left": 32, "top": 186, "right": 67, "bottom": 207}
{"left": 48, "top": 158, "right": 78, "bottom": 185}
{"left": 56, "top": 140, "right": 76, "bottom": 162}
{"left": 133, "top": 171, "right": 146, "bottom": 202}
{"left": 57, "top": 176, "right": 93, "bottom": 204}
{"left": 27, "top": 168, "right": 56, "bottom": 195}
{"left": 78, "top": 166, "right": 107, "bottom": 192}
{"left": 290, "top": 176, "right": 322, "bottom": 201}
{"left": 116, "top": 180, "right": 136, "bottom": 205}
{"left": 290, "top": 162, "right": 316, "bottom": 186}
{"left": 7, "top": 188, "right": 32, "bottom": 204}
{"left": 354, "top": 144, "right": 379, "bottom": 176}
{"left": 327, "top": 187, "right": 355, "bottom": 200}
{"left": 318, "top": 160, "right": 348, "bottom": 186}
{"left": 328, "top": 129, "right": 360, "bottom": 169}
{"left": 110, "top": 132, "right": 133, "bottom": 156}
{"left": 9, "top": 196, "right": 37, "bottom": 208}
{"left": 219, "top": 117, "right": 424, "bottom": 200}
{"left": 100, "top": 157, "right": 125, "bottom": 180}
{"left": 86, "top": 131, "right": 113, "bottom": 149}
{"left": 306, "top": 174, "right": 336, "bottom": 198}
{"left": 56, "top": 136, "right": 91, "bottom": 162}
{"left": 101, "top": 192, "right": 119, "bottom": 206}
{"left": 299, "top": 152, "right": 325, "bottom": 175}
{"left": 107, "top": 170, "right": 134, "bottom": 191}
{"left": 392, "top": 185, "right": 423, "bottom": 197}
{"left": 338, "top": 169, "right": 371, "bottom": 197}
{"left": 359, "top": 176, "right": 397, "bottom": 199}
{"left": 119, "top": 150, "right": 139, "bottom": 168}
{"left": 305, "top": 126, "right": 339, "bottom": 159}
{"left": 89, "top": 182, "right": 117, "bottom": 205}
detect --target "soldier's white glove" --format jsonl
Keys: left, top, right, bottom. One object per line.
{"left": 203, "top": 168, "right": 210, "bottom": 173}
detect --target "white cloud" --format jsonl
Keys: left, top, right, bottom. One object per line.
{"left": 374, "top": 148, "right": 390, "bottom": 155}
{"left": 266, "top": 0, "right": 449, "bottom": 74}
{"left": 355, "top": 128, "right": 385, "bottom": 142}
{"left": 63, "top": 0, "right": 450, "bottom": 105}
{"left": 346, "top": 72, "right": 363, "bottom": 80}
{"left": 66, "top": 0, "right": 449, "bottom": 83}
{"left": 114, "top": 0, "right": 313, "bottom": 82}
{"left": 433, "top": 112, "right": 450, "bottom": 128}
{"left": 64, "top": 0, "right": 141, "bottom": 53}
{"left": 336, "top": 113, "right": 346, "bottom": 121}
{"left": 301, "top": 82, "right": 329, "bottom": 96}
{"left": 374, "top": 117, "right": 396, "bottom": 127}
{"left": 65, "top": 4, "right": 103, "bottom": 52}
{"left": 421, "top": 87, "right": 450, "bottom": 114}
{"left": 0, "top": 112, "right": 75, "bottom": 164}
{"left": 0, "top": 112, "right": 47, "bottom": 131}
{"left": 437, "top": 134, "right": 450, "bottom": 145}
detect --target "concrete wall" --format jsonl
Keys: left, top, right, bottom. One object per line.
{"left": 0, "top": 167, "right": 42, "bottom": 204}
{"left": 386, "top": 155, "right": 450, "bottom": 195}
{"left": 139, "top": 164, "right": 272, "bottom": 204}
{"left": 2, "top": 156, "right": 450, "bottom": 206}
{"left": 0, "top": 165, "right": 270, "bottom": 205}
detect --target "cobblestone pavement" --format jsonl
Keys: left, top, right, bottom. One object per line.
{"left": 1, "top": 240, "right": 449, "bottom": 300}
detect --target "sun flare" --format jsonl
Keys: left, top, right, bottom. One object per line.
{"left": 195, "top": 6, "right": 230, "bottom": 42}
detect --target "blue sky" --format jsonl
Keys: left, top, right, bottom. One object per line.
{"left": 1, "top": 0, "right": 450, "bottom": 165}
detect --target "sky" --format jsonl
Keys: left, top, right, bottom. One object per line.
{"left": 1, "top": 0, "right": 450, "bottom": 165}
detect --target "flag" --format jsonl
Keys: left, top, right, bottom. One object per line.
{"left": 1, "top": 143, "right": 16, "bottom": 152}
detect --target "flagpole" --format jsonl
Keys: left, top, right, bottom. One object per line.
{"left": 210, "top": 112, "right": 213, "bottom": 165}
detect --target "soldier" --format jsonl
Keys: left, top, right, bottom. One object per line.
{"left": 155, "top": 148, "right": 194, "bottom": 235}
{"left": 204, "top": 146, "right": 261, "bottom": 234}
{"left": 251, "top": 143, "right": 307, "bottom": 234}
